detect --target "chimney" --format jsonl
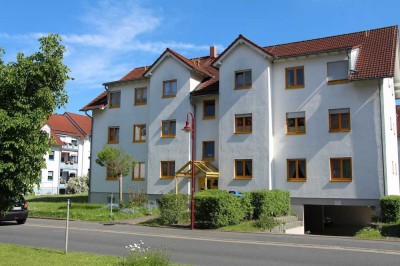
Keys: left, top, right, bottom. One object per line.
{"left": 210, "top": 45, "right": 217, "bottom": 58}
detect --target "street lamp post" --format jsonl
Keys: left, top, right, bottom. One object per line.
{"left": 182, "top": 112, "right": 195, "bottom": 230}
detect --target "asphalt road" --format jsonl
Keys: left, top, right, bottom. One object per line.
{"left": 1, "top": 218, "right": 400, "bottom": 266}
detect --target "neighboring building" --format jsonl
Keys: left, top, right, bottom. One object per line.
{"left": 82, "top": 26, "right": 400, "bottom": 229}
{"left": 38, "top": 112, "right": 92, "bottom": 194}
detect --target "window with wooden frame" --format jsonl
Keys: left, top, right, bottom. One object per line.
{"left": 161, "top": 120, "right": 176, "bottom": 138}
{"left": 287, "top": 159, "right": 306, "bottom": 181}
{"left": 285, "top": 66, "right": 304, "bottom": 89}
{"left": 286, "top": 112, "right": 306, "bottom": 134}
{"left": 329, "top": 108, "right": 350, "bottom": 132}
{"left": 235, "top": 70, "right": 252, "bottom": 89}
{"left": 163, "top": 80, "right": 177, "bottom": 98}
{"left": 133, "top": 124, "right": 146, "bottom": 142}
{"left": 235, "top": 114, "right": 252, "bottom": 133}
{"left": 48, "top": 171, "right": 54, "bottom": 181}
{"left": 235, "top": 159, "right": 252, "bottom": 179}
{"left": 109, "top": 91, "right": 121, "bottom": 108}
{"left": 330, "top": 157, "right": 352, "bottom": 181}
{"left": 161, "top": 161, "right": 175, "bottom": 178}
{"left": 108, "top": 127, "right": 119, "bottom": 144}
{"left": 132, "top": 162, "right": 145, "bottom": 181}
{"left": 202, "top": 141, "right": 215, "bottom": 161}
{"left": 106, "top": 166, "right": 117, "bottom": 180}
{"left": 327, "top": 60, "right": 349, "bottom": 85}
{"left": 134, "top": 87, "right": 147, "bottom": 105}
{"left": 203, "top": 100, "right": 215, "bottom": 119}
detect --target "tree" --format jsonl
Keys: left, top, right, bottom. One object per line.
{"left": 0, "top": 34, "right": 71, "bottom": 212}
{"left": 96, "top": 145, "right": 135, "bottom": 204}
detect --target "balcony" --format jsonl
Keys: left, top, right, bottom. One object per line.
{"left": 62, "top": 143, "right": 78, "bottom": 151}
{"left": 60, "top": 161, "right": 78, "bottom": 170}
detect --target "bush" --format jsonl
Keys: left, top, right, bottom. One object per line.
{"left": 128, "top": 188, "right": 149, "bottom": 208}
{"left": 255, "top": 214, "right": 281, "bottom": 230}
{"left": 194, "top": 190, "right": 246, "bottom": 229}
{"left": 380, "top": 196, "right": 400, "bottom": 223}
{"left": 251, "top": 190, "right": 290, "bottom": 219}
{"left": 66, "top": 175, "right": 89, "bottom": 194}
{"left": 158, "top": 192, "right": 189, "bottom": 225}
{"left": 355, "top": 227, "right": 383, "bottom": 239}
{"left": 240, "top": 192, "right": 254, "bottom": 220}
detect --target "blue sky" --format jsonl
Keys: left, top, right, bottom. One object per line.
{"left": 1, "top": 0, "right": 399, "bottom": 114}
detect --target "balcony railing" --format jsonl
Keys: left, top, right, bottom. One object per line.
{"left": 60, "top": 161, "right": 78, "bottom": 170}
{"left": 62, "top": 143, "right": 78, "bottom": 151}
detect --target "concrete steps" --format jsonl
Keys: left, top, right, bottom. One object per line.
{"left": 267, "top": 215, "right": 304, "bottom": 234}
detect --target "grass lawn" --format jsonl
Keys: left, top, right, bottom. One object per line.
{"left": 26, "top": 193, "right": 154, "bottom": 222}
{"left": 0, "top": 243, "right": 120, "bottom": 266}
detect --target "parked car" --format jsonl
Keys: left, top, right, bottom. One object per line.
{"left": 229, "top": 191, "right": 244, "bottom": 198}
{"left": 0, "top": 196, "right": 29, "bottom": 224}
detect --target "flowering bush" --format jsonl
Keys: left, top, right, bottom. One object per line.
{"left": 121, "top": 241, "right": 171, "bottom": 266}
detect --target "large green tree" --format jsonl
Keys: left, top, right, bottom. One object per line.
{"left": 96, "top": 145, "right": 135, "bottom": 204}
{"left": 0, "top": 34, "right": 71, "bottom": 212}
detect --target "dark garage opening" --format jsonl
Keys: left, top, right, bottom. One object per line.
{"left": 304, "top": 205, "right": 375, "bottom": 236}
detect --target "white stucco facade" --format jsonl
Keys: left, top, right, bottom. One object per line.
{"left": 86, "top": 28, "right": 400, "bottom": 225}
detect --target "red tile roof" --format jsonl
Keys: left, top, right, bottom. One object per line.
{"left": 81, "top": 25, "right": 398, "bottom": 110}
{"left": 65, "top": 112, "right": 92, "bottom": 136}
{"left": 46, "top": 113, "right": 92, "bottom": 140}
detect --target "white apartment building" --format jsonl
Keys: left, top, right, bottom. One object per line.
{"left": 82, "top": 26, "right": 400, "bottom": 228}
{"left": 37, "top": 112, "right": 92, "bottom": 194}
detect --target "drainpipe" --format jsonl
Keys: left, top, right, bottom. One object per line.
{"left": 379, "top": 79, "right": 387, "bottom": 196}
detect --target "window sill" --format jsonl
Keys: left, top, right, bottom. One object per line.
{"left": 108, "top": 106, "right": 120, "bottom": 109}
{"left": 106, "top": 178, "right": 118, "bottom": 181}
{"left": 161, "top": 135, "right": 176, "bottom": 139}
{"left": 202, "top": 157, "right": 215, "bottom": 162}
{"left": 234, "top": 131, "right": 252, "bottom": 134}
{"left": 203, "top": 116, "right": 216, "bottom": 120}
{"left": 134, "top": 103, "right": 147, "bottom": 106}
{"left": 327, "top": 79, "right": 349, "bottom": 85}
{"left": 234, "top": 176, "right": 252, "bottom": 180}
{"left": 107, "top": 141, "right": 119, "bottom": 144}
{"left": 329, "top": 129, "right": 351, "bottom": 133}
{"left": 133, "top": 140, "right": 146, "bottom": 143}
{"left": 286, "top": 85, "right": 305, "bottom": 89}
{"left": 287, "top": 178, "right": 306, "bottom": 182}
{"left": 330, "top": 178, "right": 352, "bottom": 182}
{"left": 286, "top": 132, "right": 306, "bottom": 135}
{"left": 234, "top": 86, "right": 252, "bottom": 90}
{"left": 132, "top": 178, "right": 145, "bottom": 181}
{"left": 160, "top": 176, "right": 174, "bottom": 179}
{"left": 162, "top": 95, "right": 176, "bottom": 99}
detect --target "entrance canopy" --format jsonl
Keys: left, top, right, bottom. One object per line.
{"left": 174, "top": 161, "right": 219, "bottom": 193}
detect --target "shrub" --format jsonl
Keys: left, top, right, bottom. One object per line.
{"left": 380, "top": 195, "right": 400, "bottom": 223}
{"left": 194, "top": 190, "right": 246, "bottom": 229}
{"left": 251, "top": 190, "right": 290, "bottom": 219}
{"left": 128, "top": 188, "right": 149, "bottom": 208}
{"left": 255, "top": 214, "right": 281, "bottom": 230}
{"left": 355, "top": 227, "right": 383, "bottom": 239}
{"left": 158, "top": 192, "right": 189, "bottom": 225}
{"left": 240, "top": 192, "right": 254, "bottom": 220}
{"left": 66, "top": 175, "right": 89, "bottom": 194}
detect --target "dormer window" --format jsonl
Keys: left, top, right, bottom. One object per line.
{"left": 235, "top": 70, "right": 252, "bottom": 89}
{"left": 327, "top": 60, "right": 349, "bottom": 85}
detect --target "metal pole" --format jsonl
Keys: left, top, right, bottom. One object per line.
{"left": 191, "top": 114, "right": 195, "bottom": 230}
{"left": 65, "top": 199, "right": 70, "bottom": 254}
{"left": 110, "top": 193, "right": 113, "bottom": 218}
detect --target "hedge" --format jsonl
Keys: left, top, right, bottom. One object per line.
{"left": 250, "top": 190, "right": 290, "bottom": 219}
{"left": 380, "top": 195, "right": 400, "bottom": 223}
{"left": 194, "top": 190, "right": 247, "bottom": 229}
{"left": 158, "top": 192, "right": 189, "bottom": 225}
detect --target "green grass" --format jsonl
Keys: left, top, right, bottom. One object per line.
{"left": 355, "top": 227, "right": 385, "bottom": 239}
{"left": 0, "top": 243, "right": 120, "bottom": 266}
{"left": 219, "top": 220, "right": 263, "bottom": 232}
{"left": 26, "top": 193, "right": 153, "bottom": 222}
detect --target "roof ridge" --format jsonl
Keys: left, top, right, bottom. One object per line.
{"left": 263, "top": 25, "right": 397, "bottom": 49}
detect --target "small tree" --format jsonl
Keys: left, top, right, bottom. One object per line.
{"left": 96, "top": 146, "right": 135, "bottom": 204}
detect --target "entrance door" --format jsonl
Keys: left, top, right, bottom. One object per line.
{"left": 198, "top": 178, "right": 218, "bottom": 190}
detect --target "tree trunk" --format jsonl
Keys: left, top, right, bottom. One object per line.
{"left": 118, "top": 174, "right": 123, "bottom": 204}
